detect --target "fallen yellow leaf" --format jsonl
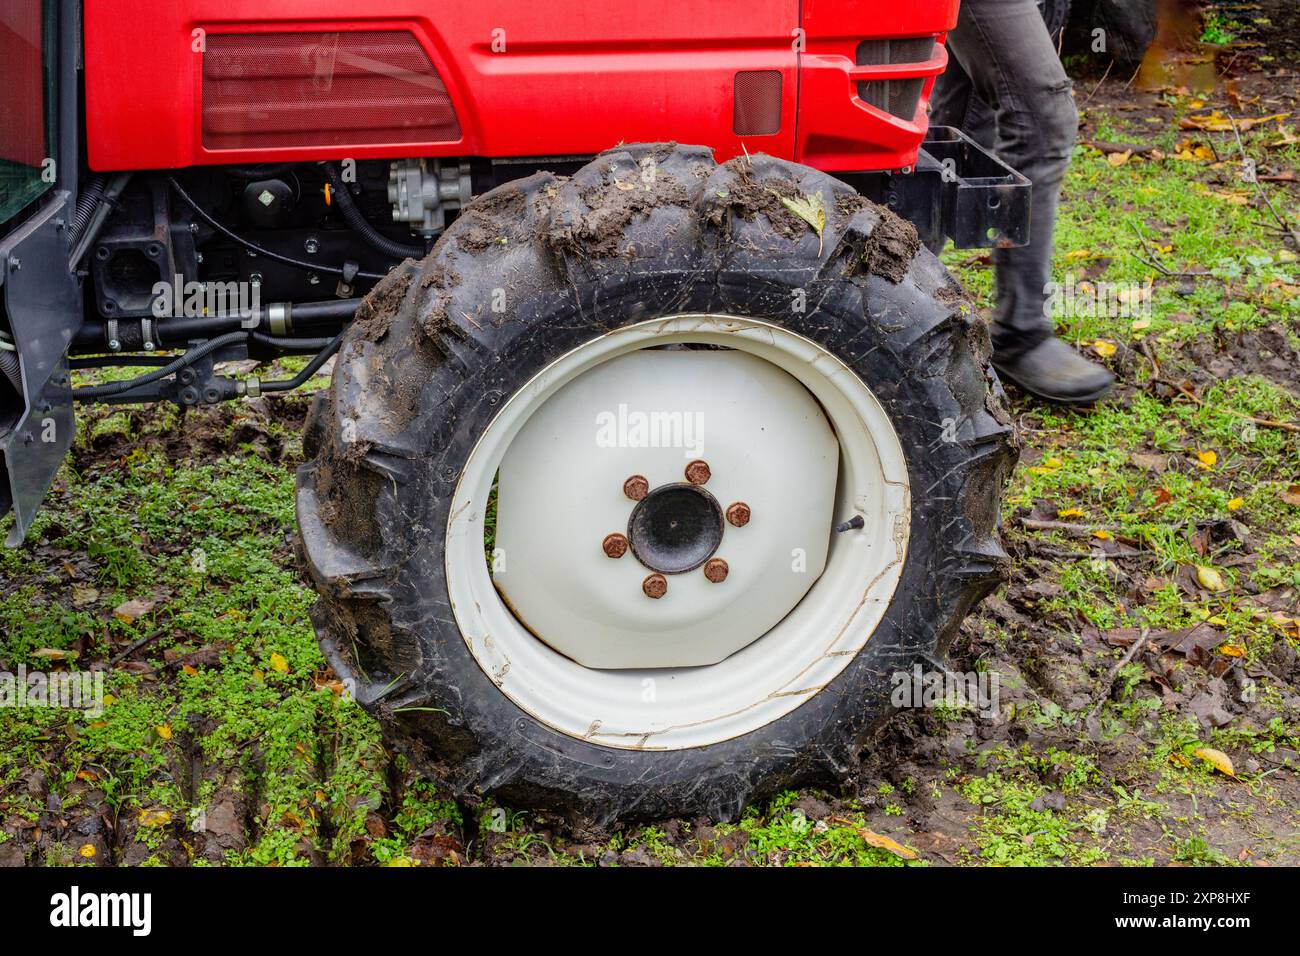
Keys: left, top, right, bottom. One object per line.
{"left": 156, "top": 724, "right": 173, "bottom": 741}
{"left": 1058, "top": 508, "right": 1085, "bottom": 518}
{"left": 1196, "top": 566, "right": 1226, "bottom": 592}
{"left": 1219, "top": 644, "right": 1246, "bottom": 658}
{"left": 1092, "top": 340, "right": 1118, "bottom": 358}
{"left": 270, "top": 652, "right": 290, "bottom": 674}
{"left": 1107, "top": 149, "right": 1133, "bottom": 167}
{"left": 1093, "top": 530, "right": 1113, "bottom": 541}
{"left": 1196, "top": 450, "right": 1217, "bottom": 470}
{"left": 1227, "top": 497, "right": 1245, "bottom": 511}
{"left": 79, "top": 844, "right": 97, "bottom": 859}
{"left": 1193, "top": 747, "right": 1236, "bottom": 778}
{"left": 138, "top": 808, "right": 172, "bottom": 827}
{"left": 857, "top": 829, "right": 917, "bottom": 860}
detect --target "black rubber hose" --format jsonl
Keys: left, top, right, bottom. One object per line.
{"left": 322, "top": 162, "right": 427, "bottom": 261}
{"left": 73, "top": 330, "right": 249, "bottom": 400}
{"left": 249, "top": 332, "right": 336, "bottom": 352}
{"left": 166, "top": 177, "right": 389, "bottom": 281}
{"left": 69, "top": 172, "right": 132, "bottom": 268}
{"left": 68, "top": 175, "right": 107, "bottom": 248}
{"left": 260, "top": 331, "right": 345, "bottom": 393}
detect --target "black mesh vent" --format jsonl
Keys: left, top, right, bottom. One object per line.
{"left": 733, "top": 70, "right": 782, "bottom": 136}
{"left": 854, "top": 37, "right": 937, "bottom": 121}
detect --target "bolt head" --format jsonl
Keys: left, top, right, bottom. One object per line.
{"left": 703, "top": 558, "right": 729, "bottom": 583}
{"left": 642, "top": 573, "right": 668, "bottom": 599}
{"left": 623, "top": 475, "right": 650, "bottom": 501}
{"left": 684, "top": 460, "right": 711, "bottom": 485}
{"left": 602, "top": 533, "right": 629, "bottom": 559}
{"left": 725, "top": 502, "right": 751, "bottom": 528}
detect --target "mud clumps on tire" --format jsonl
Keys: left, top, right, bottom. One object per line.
{"left": 706, "top": 158, "right": 809, "bottom": 240}
{"left": 313, "top": 438, "right": 381, "bottom": 549}
{"left": 547, "top": 174, "right": 690, "bottom": 258}
{"left": 456, "top": 183, "right": 528, "bottom": 253}
{"left": 417, "top": 292, "right": 466, "bottom": 357}
{"left": 862, "top": 211, "right": 921, "bottom": 284}
{"left": 353, "top": 267, "right": 415, "bottom": 345}
{"left": 835, "top": 192, "right": 869, "bottom": 218}
{"left": 419, "top": 260, "right": 458, "bottom": 292}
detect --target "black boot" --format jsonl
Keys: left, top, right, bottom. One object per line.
{"left": 993, "top": 336, "right": 1115, "bottom": 406}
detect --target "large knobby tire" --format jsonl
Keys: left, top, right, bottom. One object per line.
{"left": 297, "top": 143, "right": 1017, "bottom": 823}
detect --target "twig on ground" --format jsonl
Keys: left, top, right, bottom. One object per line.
{"left": 1086, "top": 626, "right": 1151, "bottom": 722}
{"left": 1127, "top": 222, "right": 1222, "bottom": 280}
{"left": 1164, "top": 379, "right": 1300, "bottom": 432}
{"left": 1033, "top": 547, "right": 1150, "bottom": 560}
{"left": 108, "top": 629, "right": 167, "bottom": 667}
{"left": 1019, "top": 518, "right": 1124, "bottom": 536}
{"left": 1080, "top": 61, "right": 1115, "bottom": 108}
{"left": 1138, "top": 337, "right": 1161, "bottom": 381}
{"left": 1228, "top": 115, "right": 1300, "bottom": 249}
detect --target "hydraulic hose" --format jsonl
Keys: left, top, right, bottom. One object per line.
{"left": 72, "top": 331, "right": 249, "bottom": 400}
{"left": 322, "top": 162, "right": 427, "bottom": 261}
{"left": 258, "top": 330, "right": 345, "bottom": 393}
{"left": 68, "top": 175, "right": 107, "bottom": 249}
{"left": 69, "top": 173, "right": 133, "bottom": 268}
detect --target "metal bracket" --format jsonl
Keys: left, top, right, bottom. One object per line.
{"left": 1, "top": 196, "right": 82, "bottom": 545}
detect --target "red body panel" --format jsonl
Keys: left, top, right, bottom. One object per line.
{"left": 84, "top": 0, "right": 958, "bottom": 174}
{"left": 0, "top": 2, "right": 47, "bottom": 168}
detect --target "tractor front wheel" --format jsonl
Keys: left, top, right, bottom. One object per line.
{"left": 296, "top": 143, "right": 1016, "bottom": 822}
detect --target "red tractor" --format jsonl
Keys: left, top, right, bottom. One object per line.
{"left": 1, "top": 0, "right": 1026, "bottom": 820}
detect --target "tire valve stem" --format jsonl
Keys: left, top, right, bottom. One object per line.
{"left": 834, "top": 515, "right": 865, "bottom": 533}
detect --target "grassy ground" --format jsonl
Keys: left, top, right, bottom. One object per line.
{"left": 2, "top": 17, "right": 1298, "bottom": 867}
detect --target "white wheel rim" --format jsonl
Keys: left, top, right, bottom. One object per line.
{"left": 446, "top": 314, "right": 911, "bottom": 750}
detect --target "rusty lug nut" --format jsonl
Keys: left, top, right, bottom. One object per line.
{"left": 725, "top": 502, "right": 751, "bottom": 528}
{"left": 602, "top": 533, "right": 629, "bottom": 559}
{"left": 703, "top": 558, "right": 729, "bottom": 583}
{"left": 623, "top": 475, "right": 650, "bottom": 501}
{"left": 642, "top": 573, "right": 668, "bottom": 599}
{"left": 684, "top": 459, "right": 712, "bottom": 485}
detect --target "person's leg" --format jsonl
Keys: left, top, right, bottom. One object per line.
{"left": 942, "top": 0, "right": 1114, "bottom": 403}
{"left": 929, "top": 52, "right": 995, "bottom": 154}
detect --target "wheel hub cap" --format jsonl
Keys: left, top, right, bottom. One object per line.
{"left": 627, "top": 482, "right": 724, "bottom": 574}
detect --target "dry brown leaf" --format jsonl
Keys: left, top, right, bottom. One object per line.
{"left": 113, "top": 598, "right": 156, "bottom": 624}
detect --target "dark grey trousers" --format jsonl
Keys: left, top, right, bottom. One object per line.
{"left": 931, "top": 0, "right": 1078, "bottom": 358}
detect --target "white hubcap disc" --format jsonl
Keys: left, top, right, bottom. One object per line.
{"left": 493, "top": 349, "right": 839, "bottom": 668}
{"left": 445, "top": 315, "right": 910, "bottom": 750}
